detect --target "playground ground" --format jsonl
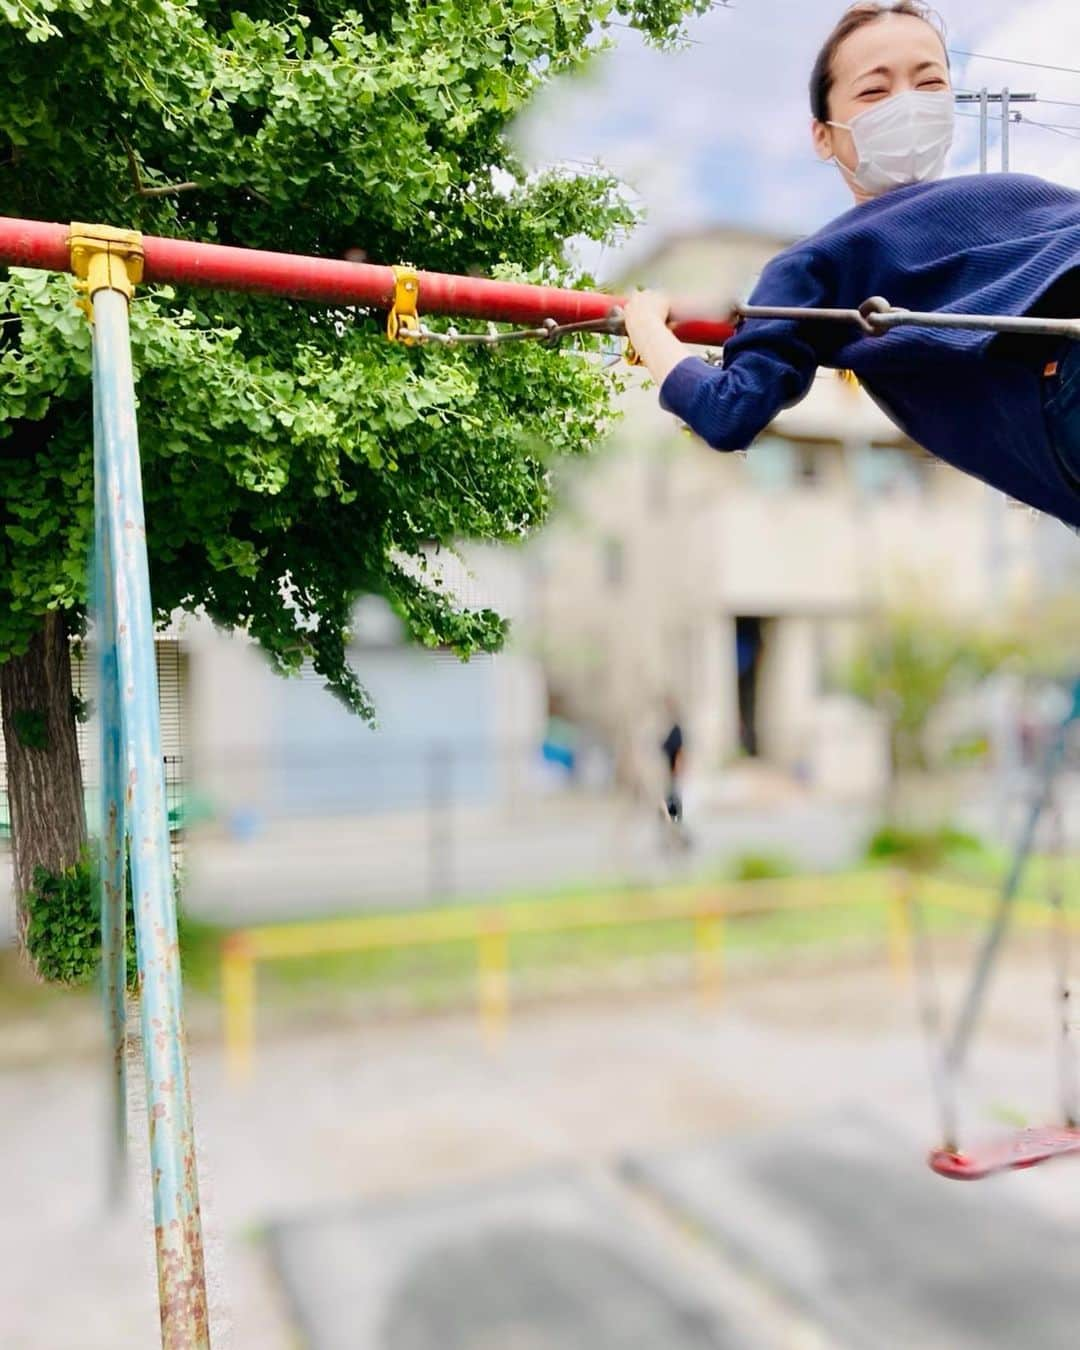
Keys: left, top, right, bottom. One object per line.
{"left": 5, "top": 934, "right": 1080, "bottom": 1349}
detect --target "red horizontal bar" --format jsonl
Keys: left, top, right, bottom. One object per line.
{"left": 0, "top": 216, "right": 71, "bottom": 272}
{"left": 0, "top": 215, "right": 736, "bottom": 347}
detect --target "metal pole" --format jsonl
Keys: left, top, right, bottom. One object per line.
{"left": 944, "top": 683, "right": 1080, "bottom": 1077}
{"left": 427, "top": 743, "right": 453, "bottom": 902}
{"left": 93, "top": 345, "right": 128, "bottom": 1208}
{"left": 92, "top": 284, "right": 210, "bottom": 1347}
{"left": 0, "top": 216, "right": 740, "bottom": 346}
{"left": 1001, "top": 88, "right": 1010, "bottom": 172}
{"left": 979, "top": 87, "right": 989, "bottom": 174}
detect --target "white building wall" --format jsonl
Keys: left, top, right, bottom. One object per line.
{"left": 528, "top": 224, "right": 1061, "bottom": 799}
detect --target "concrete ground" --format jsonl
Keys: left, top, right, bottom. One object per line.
{"left": 181, "top": 791, "right": 877, "bottom": 924}
{"left": 5, "top": 937, "right": 1080, "bottom": 1348}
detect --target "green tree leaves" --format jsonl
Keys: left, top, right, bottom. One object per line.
{"left": 0, "top": 0, "right": 702, "bottom": 712}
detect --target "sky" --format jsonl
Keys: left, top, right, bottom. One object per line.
{"left": 510, "top": 0, "right": 1080, "bottom": 281}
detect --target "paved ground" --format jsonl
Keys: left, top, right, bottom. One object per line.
{"left": 179, "top": 793, "right": 878, "bottom": 924}
{"left": 5, "top": 937, "right": 1080, "bottom": 1348}
{"left": 626, "top": 1110, "right": 1080, "bottom": 1350}
{"left": 5, "top": 773, "right": 1078, "bottom": 939}
{"left": 0, "top": 788, "right": 878, "bottom": 941}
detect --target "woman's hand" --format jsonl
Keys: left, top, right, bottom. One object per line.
{"left": 617, "top": 288, "right": 688, "bottom": 387}
{"left": 620, "top": 288, "right": 672, "bottom": 349}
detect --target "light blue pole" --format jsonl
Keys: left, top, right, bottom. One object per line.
{"left": 91, "top": 284, "right": 210, "bottom": 1348}
{"left": 945, "top": 679, "right": 1080, "bottom": 1078}
{"left": 92, "top": 348, "right": 128, "bottom": 1207}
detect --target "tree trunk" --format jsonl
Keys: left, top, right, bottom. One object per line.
{"left": 0, "top": 610, "right": 86, "bottom": 957}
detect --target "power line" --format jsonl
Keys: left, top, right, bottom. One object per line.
{"left": 949, "top": 48, "right": 1080, "bottom": 79}
{"left": 957, "top": 109, "right": 1080, "bottom": 139}
{"left": 1027, "top": 97, "right": 1080, "bottom": 112}
{"left": 1021, "top": 118, "right": 1080, "bottom": 143}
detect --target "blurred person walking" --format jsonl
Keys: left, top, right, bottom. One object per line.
{"left": 660, "top": 699, "right": 689, "bottom": 843}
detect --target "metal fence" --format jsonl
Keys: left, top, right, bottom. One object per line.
{"left": 0, "top": 754, "right": 188, "bottom": 875}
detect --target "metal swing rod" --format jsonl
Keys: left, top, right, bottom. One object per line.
{"left": 944, "top": 681, "right": 1080, "bottom": 1081}
{"left": 739, "top": 296, "right": 1080, "bottom": 342}
{"left": 921, "top": 681, "right": 1080, "bottom": 1181}
{"left": 4, "top": 216, "right": 1080, "bottom": 353}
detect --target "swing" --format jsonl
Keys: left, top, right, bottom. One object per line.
{"left": 910, "top": 681, "right": 1080, "bottom": 1181}
{"left": 929, "top": 1126, "right": 1080, "bottom": 1181}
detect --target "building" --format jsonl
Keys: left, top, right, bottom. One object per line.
{"left": 526, "top": 225, "right": 1075, "bottom": 798}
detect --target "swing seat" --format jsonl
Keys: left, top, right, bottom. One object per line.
{"left": 929, "top": 1126, "right": 1080, "bottom": 1180}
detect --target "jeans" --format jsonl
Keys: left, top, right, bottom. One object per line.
{"left": 1042, "top": 339, "right": 1080, "bottom": 499}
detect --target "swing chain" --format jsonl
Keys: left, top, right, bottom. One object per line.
{"left": 386, "top": 265, "right": 635, "bottom": 355}
{"left": 907, "top": 875, "right": 960, "bottom": 1153}
{"left": 404, "top": 312, "right": 631, "bottom": 350}
{"left": 1047, "top": 779, "right": 1079, "bottom": 1128}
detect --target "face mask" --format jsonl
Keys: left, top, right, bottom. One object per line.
{"left": 829, "top": 89, "right": 954, "bottom": 197}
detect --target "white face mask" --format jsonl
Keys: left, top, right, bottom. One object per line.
{"left": 829, "top": 89, "right": 954, "bottom": 197}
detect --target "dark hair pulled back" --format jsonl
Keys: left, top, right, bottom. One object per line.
{"left": 810, "top": 2, "right": 948, "bottom": 123}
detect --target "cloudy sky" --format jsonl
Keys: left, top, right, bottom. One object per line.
{"left": 511, "top": 0, "right": 1080, "bottom": 281}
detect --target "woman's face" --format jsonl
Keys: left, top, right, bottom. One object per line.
{"left": 812, "top": 14, "right": 951, "bottom": 200}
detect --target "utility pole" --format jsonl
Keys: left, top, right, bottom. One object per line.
{"left": 953, "top": 89, "right": 1037, "bottom": 610}
{"left": 954, "top": 89, "right": 1036, "bottom": 173}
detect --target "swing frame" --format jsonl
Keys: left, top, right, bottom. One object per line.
{"left": 917, "top": 682, "right": 1080, "bottom": 1182}
{"left": 2, "top": 210, "right": 1079, "bottom": 1340}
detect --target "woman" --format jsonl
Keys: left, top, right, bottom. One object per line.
{"left": 621, "top": 1, "right": 1080, "bottom": 531}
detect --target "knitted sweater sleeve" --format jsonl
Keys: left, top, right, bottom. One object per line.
{"left": 657, "top": 246, "right": 829, "bottom": 452}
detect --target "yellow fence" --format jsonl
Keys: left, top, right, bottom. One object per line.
{"left": 218, "top": 869, "right": 1080, "bottom": 1083}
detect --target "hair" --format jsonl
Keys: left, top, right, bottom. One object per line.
{"left": 809, "top": 2, "right": 949, "bottom": 123}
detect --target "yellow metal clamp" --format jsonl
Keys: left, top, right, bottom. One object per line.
{"left": 69, "top": 223, "right": 144, "bottom": 317}
{"left": 387, "top": 264, "right": 422, "bottom": 345}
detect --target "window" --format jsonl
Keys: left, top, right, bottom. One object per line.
{"left": 796, "top": 443, "right": 820, "bottom": 486}
{"left": 854, "top": 444, "right": 927, "bottom": 497}
{"left": 744, "top": 436, "right": 796, "bottom": 492}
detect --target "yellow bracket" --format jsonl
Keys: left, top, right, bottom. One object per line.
{"left": 387, "top": 264, "right": 422, "bottom": 345}
{"left": 69, "top": 222, "right": 145, "bottom": 318}
{"left": 624, "top": 338, "right": 644, "bottom": 367}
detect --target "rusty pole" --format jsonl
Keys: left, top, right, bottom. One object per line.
{"left": 78, "top": 225, "right": 211, "bottom": 1347}
{"left": 92, "top": 315, "right": 129, "bottom": 1207}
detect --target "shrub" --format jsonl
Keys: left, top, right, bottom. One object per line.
{"left": 729, "top": 851, "right": 796, "bottom": 882}
{"left": 864, "top": 822, "right": 983, "bottom": 871}
{"left": 24, "top": 849, "right": 137, "bottom": 987}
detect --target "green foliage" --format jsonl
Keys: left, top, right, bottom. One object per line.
{"left": 0, "top": 0, "right": 705, "bottom": 714}
{"left": 24, "top": 850, "right": 138, "bottom": 985}
{"left": 11, "top": 707, "right": 47, "bottom": 748}
{"left": 728, "top": 850, "right": 796, "bottom": 882}
{"left": 844, "top": 609, "right": 1013, "bottom": 772}
{"left": 945, "top": 732, "right": 990, "bottom": 765}
{"left": 864, "top": 821, "right": 984, "bottom": 872}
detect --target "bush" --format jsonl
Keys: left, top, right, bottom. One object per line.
{"left": 864, "top": 822, "right": 984, "bottom": 871}
{"left": 729, "top": 851, "right": 796, "bottom": 882}
{"left": 25, "top": 848, "right": 137, "bottom": 987}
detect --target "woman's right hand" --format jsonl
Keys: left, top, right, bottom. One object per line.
{"left": 620, "top": 288, "right": 672, "bottom": 350}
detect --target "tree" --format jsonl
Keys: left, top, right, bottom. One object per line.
{"left": 844, "top": 608, "right": 1013, "bottom": 776}
{"left": 0, "top": 0, "right": 710, "bottom": 971}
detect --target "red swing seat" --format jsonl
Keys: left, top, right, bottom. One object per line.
{"left": 929, "top": 1125, "right": 1080, "bottom": 1180}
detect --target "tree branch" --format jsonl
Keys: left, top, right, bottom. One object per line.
{"left": 122, "top": 138, "right": 198, "bottom": 198}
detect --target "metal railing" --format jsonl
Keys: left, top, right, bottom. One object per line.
{"left": 217, "top": 869, "right": 919, "bottom": 1080}
{"left": 0, "top": 754, "right": 187, "bottom": 872}
{"left": 217, "top": 867, "right": 1080, "bottom": 1083}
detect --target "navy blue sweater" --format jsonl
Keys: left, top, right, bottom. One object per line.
{"left": 658, "top": 173, "right": 1080, "bottom": 528}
